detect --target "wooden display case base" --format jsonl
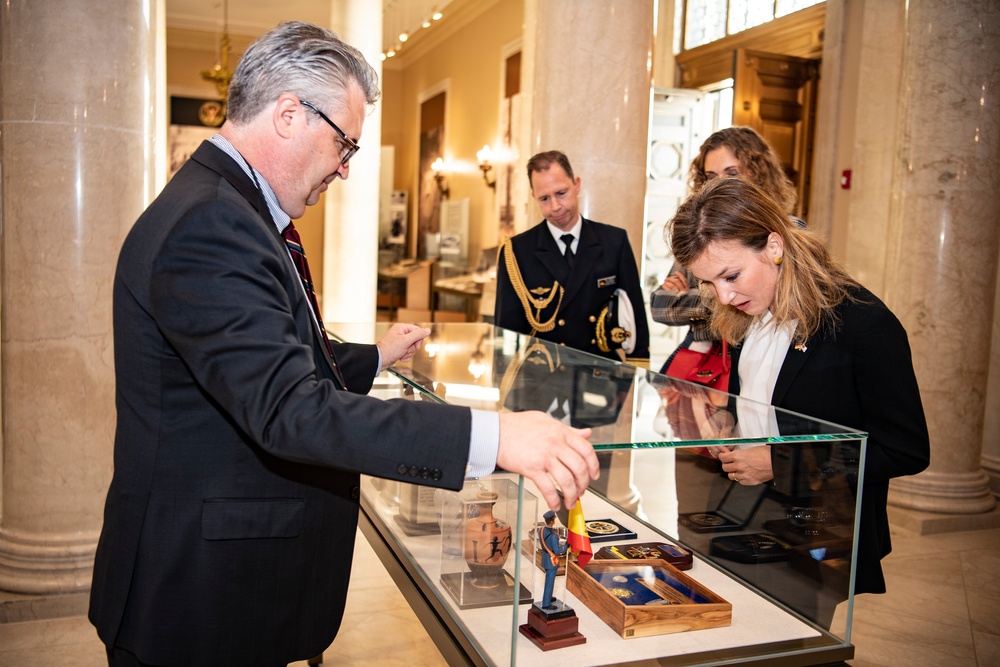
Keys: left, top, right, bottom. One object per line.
{"left": 519, "top": 603, "right": 586, "bottom": 651}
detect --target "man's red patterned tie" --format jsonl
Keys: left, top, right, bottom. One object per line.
{"left": 282, "top": 221, "right": 347, "bottom": 389}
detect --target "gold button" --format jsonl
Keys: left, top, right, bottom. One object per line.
{"left": 558, "top": 319, "right": 565, "bottom": 326}
{"left": 589, "top": 315, "right": 596, "bottom": 322}
{"left": 591, "top": 339, "right": 596, "bottom": 345}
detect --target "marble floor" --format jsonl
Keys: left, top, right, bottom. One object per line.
{"left": 1, "top": 522, "right": 997, "bottom": 667}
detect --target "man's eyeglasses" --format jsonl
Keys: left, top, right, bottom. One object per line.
{"left": 301, "top": 100, "right": 360, "bottom": 165}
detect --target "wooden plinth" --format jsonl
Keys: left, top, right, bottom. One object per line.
{"left": 518, "top": 604, "right": 586, "bottom": 651}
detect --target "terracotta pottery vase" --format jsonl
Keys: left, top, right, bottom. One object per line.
{"left": 463, "top": 491, "right": 513, "bottom": 588}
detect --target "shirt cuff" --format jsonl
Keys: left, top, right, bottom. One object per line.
{"left": 466, "top": 409, "right": 500, "bottom": 478}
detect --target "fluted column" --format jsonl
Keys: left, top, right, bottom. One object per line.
{"left": 323, "top": 0, "right": 382, "bottom": 324}
{"left": 0, "top": 0, "right": 158, "bottom": 593}
{"left": 883, "top": 0, "right": 1000, "bottom": 515}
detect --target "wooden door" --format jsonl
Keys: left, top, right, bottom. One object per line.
{"left": 733, "top": 48, "right": 819, "bottom": 219}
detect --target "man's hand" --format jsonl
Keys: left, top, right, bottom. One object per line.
{"left": 496, "top": 411, "right": 599, "bottom": 511}
{"left": 377, "top": 324, "right": 431, "bottom": 371}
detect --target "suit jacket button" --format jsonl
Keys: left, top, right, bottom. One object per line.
{"left": 420, "top": 467, "right": 430, "bottom": 479}
{"left": 431, "top": 469, "right": 442, "bottom": 481}
{"left": 351, "top": 486, "right": 360, "bottom": 500}
{"left": 397, "top": 464, "right": 408, "bottom": 475}
{"left": 408, "top": 466, "right": 419, "bottom": 477}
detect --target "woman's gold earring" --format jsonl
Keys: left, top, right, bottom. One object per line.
{"left": 774, "top": 256, "right": 783, "bottom": 265}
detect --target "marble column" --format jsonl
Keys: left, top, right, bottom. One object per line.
{"left": 882, "top": 0, "right": 1000, "bottom": 516}
{"left": 521, "top": 0, "right": 654, "bottom": 268}
{"left": 322, "top": 0, "right": 382, "bottom": 324}
{"left": 521, "top": 0, "right": 654, "bottom": 513}
{"left": 0, "top": 0, "right": 158, "bottom": 593}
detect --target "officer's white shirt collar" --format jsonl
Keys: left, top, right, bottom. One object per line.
{"left": 546, "top": 215, "right": 582, "bottom": 254}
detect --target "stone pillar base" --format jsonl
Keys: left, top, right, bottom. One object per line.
{"left": 889, "top": 470, "right": 996, "bottom": 515}
{"left": 0, "top": 527, "right": 97, "bottom": 595}
{"left": 887, "top": 504, "right": 1000, "bottom": 536}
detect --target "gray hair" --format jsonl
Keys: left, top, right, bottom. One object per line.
{"left": 226, "top": 21, "right": 380, "bottom": 123}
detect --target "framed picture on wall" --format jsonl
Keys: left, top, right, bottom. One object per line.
{"left": 418, "top": 89, "right": 446, "bottom": 259}
{"left": 168, "top": 96, "right": 226, "bottom": 180}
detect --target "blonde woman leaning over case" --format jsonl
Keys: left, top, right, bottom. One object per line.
{"left": 669, "top": 177, "right": 929, "bottom": 609}
{"left": 651, "top": 126, "right": 802, "bottom": 373}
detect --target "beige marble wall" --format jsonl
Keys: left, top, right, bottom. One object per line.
{"left": 0, "top": 0, "right": 157, "bottom": 593}
{"left": 522, "top": 0, "right": 654, "bottom": 267}
{"left": 878, "top": 0, "right": 1000, "bottom": 514}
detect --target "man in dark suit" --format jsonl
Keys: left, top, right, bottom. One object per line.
{"left": 88, "top": 23, "right": 598, "bottom": 667}
{"left": 495, "top": 151, "right": 649, "bottom": 362}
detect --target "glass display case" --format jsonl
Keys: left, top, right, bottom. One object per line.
{"left": 332, "top": 322, "right": 865, "bottom": 667}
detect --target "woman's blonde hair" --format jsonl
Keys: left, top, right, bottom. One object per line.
{"left": 668, "top": 178, "right": 857, "bottom": 345}
{"left": 688, "top": 126, "right": 798, "bottom": 216}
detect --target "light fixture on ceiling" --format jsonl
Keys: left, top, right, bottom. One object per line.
{"left": 201, "top": 0, "right": 233, "bottom": 100}
{"left": 383, "top": 4, "right": 445, "bottom": 59}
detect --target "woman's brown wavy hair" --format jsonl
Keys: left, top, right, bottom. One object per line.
{"left": 688, "top": 126, "right": 798, "bottom": 215}
{"left": 668, "top": 178, "right": 857, "bottom": 345}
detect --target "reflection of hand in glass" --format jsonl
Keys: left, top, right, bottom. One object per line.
{"left": 718, "top": 446, "right": 774, "bottom": 486}
{"left": 657, "top": 379, "right": 735, "bottom": 441}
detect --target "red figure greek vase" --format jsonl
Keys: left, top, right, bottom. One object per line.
{"left": 464, "top": 491, "right": 513, "bottom": 588}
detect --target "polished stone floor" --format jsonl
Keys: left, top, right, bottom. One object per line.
{"left": 1, "top": 522, "right": 997, "bottom": 666}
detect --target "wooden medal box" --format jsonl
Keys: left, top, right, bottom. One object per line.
{"left": 567, "top": 559, "right": 731, "bottom": 639}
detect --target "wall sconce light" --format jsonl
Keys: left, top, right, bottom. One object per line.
{"left": 431, "top": 157, "right": 450, "bottom": 199}
{"left": 476, "top": 145, "right": 497, "bottom": 190}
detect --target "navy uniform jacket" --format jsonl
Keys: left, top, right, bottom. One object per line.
{"left": 89, "top": 141, "right": 473, "bottom": 665}
{"left": 731, "top": 286, "right": 930, "bottom": 595}
{"left": 495, "top": 219, "right": 650, "bottom": 360}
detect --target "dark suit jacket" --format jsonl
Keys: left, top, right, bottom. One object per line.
{"left": 495, "top": 219, "right": 650, "bottom": 360}
{"left": 89, "top": 141, "right": 473, "bottom": 665}
{"left": 730, "top": 286, "right": 929, "bottom": 594}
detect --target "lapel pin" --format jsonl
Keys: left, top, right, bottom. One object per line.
{"left": 794, "top": 342, "right": 808, "bottom": 353}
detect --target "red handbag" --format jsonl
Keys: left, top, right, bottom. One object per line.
{"left": 665, "top": 340, "right": 731, "bottom": 390}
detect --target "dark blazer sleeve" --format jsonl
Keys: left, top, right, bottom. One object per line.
{"left": 148, "top": 197, "right": 471, "bottom": 488}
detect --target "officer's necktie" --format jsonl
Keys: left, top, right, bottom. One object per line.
{"left": 283, "top": 222, "right": 347, "bottom": 389}
{"left": 561, "top": 233, "right": 576, "bottom": 270}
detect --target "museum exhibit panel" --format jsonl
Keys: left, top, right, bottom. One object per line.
{"left": 330, "top": 322, "right": 867, "bottom": 667}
